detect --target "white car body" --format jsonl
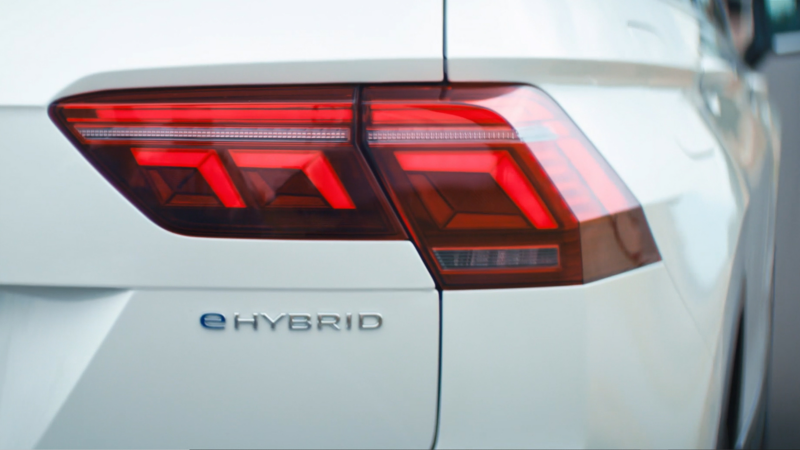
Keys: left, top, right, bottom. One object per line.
{"left": 0, "top": 0, "right": 779, "bottom": 448}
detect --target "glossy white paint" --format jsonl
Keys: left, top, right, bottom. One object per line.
{"left": 0, "top": 1, "right": 443, "bottom": 448}
{"left": 435, "top": 82, "right": 744, "bottom": 448}
{"left": 0, "top": 0, "right": 442, "bottom": 290}
{"left": 0, "top": 105, "right": 435, "bottom": 292}
{"left": 440, "top": 0, "right": 777, "bottom": 448}
{"left": 446, "top": 0, "right": 700, "bottom": 86}
{"left": 0, "top": 0, "right": 444, "bottom": 107}
{"left": 437, "top": 264, "right": 718, "bottom": 449}
{"left": 540, "top": 84, "right": 743, "bottom": 354}
{"left": 0, "top": 0, "right": 780, "bottom": 448}
{"left": 0, "top": 288, "right": 131, "bottom": 449}
{"left": 0, "top": 287, "right": 440, "bottom": 449}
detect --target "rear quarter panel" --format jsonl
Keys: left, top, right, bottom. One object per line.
{"left": 0, "top": 1, "right": 444, "bottom": 448}
{"left": 437, "top": 0, "right": 776, "bottom": 447}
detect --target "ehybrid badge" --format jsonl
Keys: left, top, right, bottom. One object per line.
{"left": 200, "top": 312, "right": 383, "bottom": 331}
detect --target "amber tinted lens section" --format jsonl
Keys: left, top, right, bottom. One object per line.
{"left": 51, "top": 86, "right": 405, "bottom": 239}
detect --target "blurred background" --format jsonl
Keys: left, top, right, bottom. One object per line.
{"left": 751, "top": 0, "right": 800, "bottom": 448}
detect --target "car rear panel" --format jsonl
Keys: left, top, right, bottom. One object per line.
{"left": 436, "top": 0, "right": 773, "bottom": 448}
{"left": 0, "top": 0, "right": 780, "bottom": 449}
{"left": 0, "top": 0, "right": 444, "bottom": 106}
{"left": 2, "top": 288, "right": 438, "bottom": 449}
{"left": 0, "top": 1, "right": 442, "bottom": 448}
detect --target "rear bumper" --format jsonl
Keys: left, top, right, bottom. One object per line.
{"left": 436, "top": 263, "right": 720, "bottom": 449}
{"left": 0, "top": 287, "right": 440, "bottom": 449}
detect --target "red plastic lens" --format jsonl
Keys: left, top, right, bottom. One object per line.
{"left": 362, "top": 85, "right": 660, "bottom": 288}
{"left": 51, "top": 83, "right": 659, "bottom": 289}
{"left": 51, "top": 87, "right": 405, "bottom": 239}
{"left": 131, "top": 148, "right": 246, "bottom": 208}
{"left": 229, "top": 150, "right": 355, "bottom": 209}
{"left": 394, "top": 151, "right": 557, "bottom": 229}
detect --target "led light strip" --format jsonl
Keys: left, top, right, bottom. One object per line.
{"left": 367, "top": 129, "right": 519, "bottom": 142}
{"left": 76, "top": 127, "right": 349, "bottom": 142}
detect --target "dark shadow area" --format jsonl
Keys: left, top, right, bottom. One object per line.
{"left": 762, "top": 51, "right": 800, "bottom": 449}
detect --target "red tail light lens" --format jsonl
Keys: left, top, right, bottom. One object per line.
{"left": 51, "top": 83, "right": 659, "bottom": 288}
{"left": 51, "top": 87, "right": 405, "bottom": 239}
{"left": 362, "top": 85, "right": 660, "bottom": 288}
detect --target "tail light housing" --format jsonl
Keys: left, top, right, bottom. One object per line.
{"left": 361, "top": 85, "right": 660, "bottom": 289}
{"left": 52, "top": 84, "right": 659, "bottom": 289}
{"left": 50, "top": 87, "right": 405, "bottom": 239}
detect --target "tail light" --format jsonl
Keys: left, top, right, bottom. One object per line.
{"left": 51, "top": 84, "right": 659, "bottom": 289}
{"left": 361, "top": 85, "right": 660, "bottom": 289}
{"left": 50, "top": 87, "right": 406, "bottom": 239}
